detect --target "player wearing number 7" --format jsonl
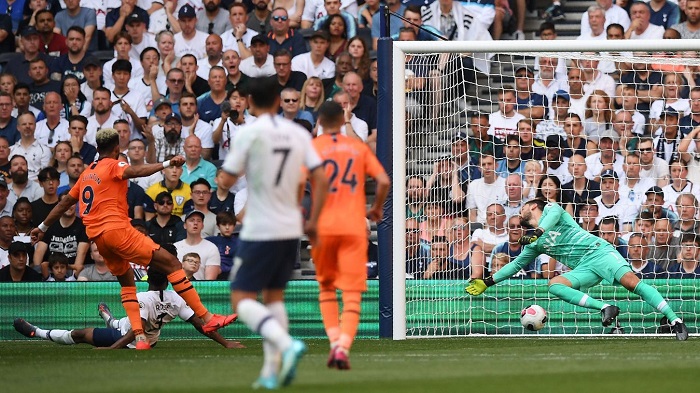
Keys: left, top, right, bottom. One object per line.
{"left": 311, "top": 101, "right": 390, "bottom": 369}
{"left": 465, "top": 198, "right": 689, "bottom": 340}
{"left": 30, "top": 128, "right": 238, "bottom": 350}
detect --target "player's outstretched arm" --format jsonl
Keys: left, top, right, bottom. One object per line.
{"left": 367, "top": 171, "right": 390, "bottom": 221}
{"left": 122, "top": 156, "right": 186, "bottom": 180}
{"left": 188, "top": 316, "right": 245, "bottom": 348}
{"left": 30, "top": 194, "right": 79, "bottom": 244}
{"left": 305, "top": 165, "right": 329, "bottom": 244}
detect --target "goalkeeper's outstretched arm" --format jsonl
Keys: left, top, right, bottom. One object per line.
{"left": 465, "top": 247, "right": 538, "bottom": 295}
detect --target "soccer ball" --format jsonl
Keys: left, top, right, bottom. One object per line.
{"left": 520, "top": 305, "right": 547, "bottom": 331}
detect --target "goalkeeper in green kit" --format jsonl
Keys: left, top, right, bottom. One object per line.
{"left": 465, "top": 198, "right": 689, "bottom": 340}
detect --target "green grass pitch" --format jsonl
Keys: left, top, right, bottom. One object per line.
{"left": 2, "top": 338, "right": 699, "bottom": 393}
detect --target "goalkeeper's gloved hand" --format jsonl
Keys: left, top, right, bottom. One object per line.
{"left": 465, "top": 276, "right": 495, "bottom": 296}
{"left": 518, "top": 227, "right": 544, "bottom": 245}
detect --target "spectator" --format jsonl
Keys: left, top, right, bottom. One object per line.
{"left": 156, "top": 30, "right": 179, "bottom": 75}
{"left": 183, "top": 178, "right": 217, "bottom": 237}
{"left": 115, "top": 152, "right": 155, "bottom": 220}
{"left": 0, "top": 242, "right": 42, "bottom": 282}
{"left": 179, "top": 93, "right": 214, "bottom": 160}
{"left": 580, "top": 0, "right": 630, "bottom": 38}
{"left": 621, "top": 209, "right": 656, "bottom": 244}
{"left": 536, "top": 175, "right": 570, "bottom": 214}
{"left": 468, "top": 112, "right": 494, "bottom": 158}
{"left": 80, "top": 57, "right": 103, "bottom": 103}
{"left": 146, "top": 156, "right": 191, "bottom": 218}
{"left": 679, "top": 87, "right": 700, "bottom": 136}
{"left": 522, "top": 160, "right": 543, "bottom": 201}
{"left": 447, "top": 216, "right": 470, "bottom": 268}
{"left": 619, "top": 53, "right": 663, "bottom": 117}
{"left": 322, "top": 52, "right": 353, "bottom": 101}
{"left": 196, "top": 0, "right": 231, "bottom": 35}
{"left": 35, "top": 9, "right": 68, "bottom": 56}
{"left": 535, "top": 90, "right": 569, "bottom": 141}
{"left": 54, "top": 0, "right": 97, "bottom": 52}
{"left": 0, "top": 177, "right": 12, "bottom": 217}
{"left": 406, "top": 175, "right": 426, "bottom": 222}
{"left": 598, "top": 216, "right": 629, "bottom": 259}
{"left": 109, "top": 61, "right": 148, "bottom": 140}
{"left": 466, "top": 154, "right": 507, "bottom": 225}
{"left": 578, "top": 5, "right": 607, "bottom": 40}
{"left": 195, "top": 68, "right": 227, "bottom": 125}
{"left": 181, "top": 252, "right": 201, "bottom": 280}
{"left": 595, "top": 170, "right": 639, "bottom": 231}
{"left": 174, "top": 210, "right": 221, "bottom": 280}
{"left": 563, "top": 154, "right": 601, "bottom": 219}
{"left": 614, "top": 110, "right": 639, "bottom": 158}
{"left": 426, "top": 158, "right": 466, "bottom": 214}
{"left": 451, "top": 132, "right": 481, "bottom": 189}
{"left": 248, "top": 0, "right": 272, "bottom": 32}
{"left": 211, "top": 88, "right": 250, "bottom": 160}
{"left": 503, "top": 174, "right": 525, "bottom": 220}
{"left": 543, "top": 134, "right": 572, "bottom": 185}
{"left": 103, "top": 33, "right": 145, "bottom": 91}
{"left": 300, "top": 77, "right": 325, "bottom": 122}
{"left": 635, "top": 137, "right": 669, "bottom": 187}
{"left": 627, "top": 2, "right": 666, "bottom": 39}
{"left": 0, "top": 92, "right": 19, "bottom": 146}
{"left": 104, "top": 0, "right": 149, "bottom": 45}
{"left": 670, "top": 0, "right": 700, "bottom": 39}
{"left": 579, "top": 198, "right": 600, "bottom": 235}
{"left": 562, "top": 113, "right": 588, "bottom": 158}
{"left": 514, "top": 66, "right": 547, "bottom": 120}
{"left": 13, "top": 196, "right": 33, "bottom": 236}
{"left": 60, "top": 74, "right": 92, "bottom": 118}
{"left": 567, "top": 68, "right": 587, "bottom": 119}
{"left": 130, "top": 47, "right": 165, "bottom": 107}
{"left": 3, "top": 26, "right": 52, "bottom": 85}
{"left": 650, "top": 75, "right": 690, "bottom": 129}
{"left": 33, "top": 191, "right": 88, "bottom": 278}
{"left": 223, "top": 50, "right": 251, "bottom": 93}
{"left": 393, "top": 5, "right": 443, "bottom": 42}
{"left": 291, "top": 30, "right": 334, "bottom": 79}
{"left": 641, "top": 185, "right": 679, "bottom": 226}
{"left": 51, "top": 141, "right": 71, "bottom": 187}
{"left": 580, "top": 55, "right": 616, "bottom": 101}
{"left": 532, "top": 56, "right": 569, "bottom": 117}
{"left": 35, "top": 92, "right": 69, "bottom": 148}
{"left": 627, "top": 232, "right": 660, "bottom": 278}
{"left": 306, "top": 0, "right": 357, "bottom": 37}
{"left": 30, "top": 166, "right": 59, "bottom": 225}
{"left": 269, "top": 49, "right": 307, "bottom": 94}
{"left": 649, "top": 0, "right": 680, "bottom": 29}
{"left": 674, "top": 193, "right": 700, "bottom": 234}
{"left": 174, "top": 5, "right": 208, "bottom": 59}
{"left": 221, "top": 3, "right": 257, "bottom": 58}
{"left": 10, "top": 113, "right": 51, "bottom": 183}
{"left": 667, "top": 233, "right": 700, "bottom": 277}
{"left": 49, "top": 27, "right": 92, "bottom": 83}
{"left": 422, "top": 235, "right": 467, "bottom": 279}
{"left": 267, "top": 7, "right": 307, "bottom": 58}
{"left": 343, "top": 71, "right": 377, "bottom": 142}
{"left": 650, "top": 217, "right": 678, "bottom": 271}
{"left": 370, "top": 0, "right": 405, "bottom": 49}
{"left": 84, "top": 89, "right": 117, "bottom": 148}
{"left": 205, "top": 211, "right": 239, "bottom": 280}
{"left": 663, "top": 159, "right": 700, "bottom": 208}
{"left": 196, "top": 35, "right": 224, "bottom": 81}
{"left": 12, "top": 84, "right": 42, "bottom": 122}
{"left": 320, "top": 14, "right": 348, "bottom": 61}
{"left": 406, "top": 217, "right": 429, "bottom": 277}
{"left": 113, "top": 119, "right": 132, "bottom": 154}
{"left": 489, "top": 215, "right": 529, "bottom": 272}
{"left": 149, "top": 113, "right": 185, "bottom": 164}
{"left": 469, "top": 203, "right": 509, "bottom": 279}
{"left": 347, "top": 37, "right": 370, "bottom": 82}
{"left": 239, "top": 34, "right": 276, "bottom": 77}
{"left": 496, "top": 135, "right": 526, "bottom": 179}
{"left": 56, "top": 155, "right": 84, "bottom": 195}
{"left": 146, "top": 191, "right": 186, "bottom": 245}
{"left": 653, "top": 108, "right": 683, "bottom": 164}
{"left": 419, "top": 200, "right": 449, "bottom": 245}
{"left": 0, "top": 13, "right": 13, "bottom": 53}
{"left": 77, "top": 242, "right": 118, "bottom": 281}
{"left": 45, "top": 253, "right": 76, "bottom": 281}
{"left": 28, "top": 57, "right": 61, "bottom": 110}
{"left": 619, "top": 153, "right": 656, "bottom": 208}
{"left": 279, "top": 88, "right": 315, "bottom": 125}
{"left": 181, "top": 135, "right": 217, "bottom": 189}
{"left": 180, "top": 54, "right": 210, "bottom": 98}
{"left": 489, "top": 86, "right": 525, "bottom": 159}
{"left": 127, "top": 139, "right": 160, "bottom": 190}
{"left": 585, "top": 133, "right": 623, "bottom": 182}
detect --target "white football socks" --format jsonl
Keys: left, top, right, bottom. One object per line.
{"left": 35, "top": 328, "right": 75, "bottom": 345}
{"left": 260, "top": 301, "right": 289, "bottom": 378}
{"left": 237, "top": 299, "right": 292, "bottom": 352}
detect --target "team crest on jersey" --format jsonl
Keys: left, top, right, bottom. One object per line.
{"left": 139, "top": 301, "right": 145, "bottom": 309}
{"left": 118, "top": 161, "right": 128, "bottom": 167}
{"left": 175, "top": 196, "right": 184, "bottom": 206}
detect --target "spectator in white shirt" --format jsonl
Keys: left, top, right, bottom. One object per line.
{"left": 10, "top": 113, "right": 51, "bottom": 183}
{"left": 291, "top": 30, "right": 335, "bottom": 79}
{"left": 578, "top": 5, "right": 608, "bottom": 40}
{"left": 174, "top": 4, "right": 209, "bottom": 59}
{"left": 627, "top": 1, "right": 666, "bottom": 39}
{"left": 580, "top": 0, "right": 630, "bottom": 37}
{"left": 238, "top": 34, "right": 276, "bottom": 77}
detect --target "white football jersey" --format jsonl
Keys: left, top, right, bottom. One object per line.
{"left": 116, "top": 290, "right": 195, "bottom": 347}
{"left": 222, "top": 113, "right": 322, "bottom": 241}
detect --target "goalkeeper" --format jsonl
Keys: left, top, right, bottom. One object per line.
{"left": 466, "top": 198, "right": 689, "bottom": 340}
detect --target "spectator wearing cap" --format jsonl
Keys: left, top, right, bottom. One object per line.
{"left": 641, "top": 185, "right": 679, "bottom": 226}
{"left": 563, "top": 154, "right": 601, "bottom": 220}
{"left": 105, "top": 0, "right": 150, "bottom": 45}
{"left": 514, "top": 65, "right": 547, "bottom": 121}
{"left": 149, "top": 113, "right": 185, "bottom": 163}
{"left": 124, "top": 12, "right": 157, "bottom": 59}
{"left": 595, "top": 169, "right": 641, "bottom": 231}
{"left": 150, "top": 98, "right": 173, "bottom": 125}
{"left": 28, "top": 58, "right": 61, "bottom": 110}
{"left": 54, "top": 0, "right": 97, "bottom": 53}
{"left": 267, "top": 7, "right": 307, "bottom": 58}
{"left": 48, "top": 27, "right": 94, "bottom": 83}
{"left": 174, "top": 4, "right": 208, "bottom": 59}
{"left": 0, "top": 242, "right": 42, "bottom": 282}
{"left": 34, "top": 9, "right": 68, "bottom": 56}
{"left": 239, "top": 34, "right": 276, "bottom": 77}
{"left": 107, "top": 59, "right": 149, "bottom": 140}
{"left": 577, "top": 5, "right": 607, "bottom": 40}
{"left": 653, "top": 107, "right": 683, "bottom": 163}
{"left": 182, "top": 178, "right": 217, "bottom": 237}
{"left": 174, "top": 210, "right": 221, "bottom": 280}
{"left": 619, "top": 152, "right": 656, "bottom": 208}
{"left": 147, "top": 191, "right": 186, "bottom": 246}
{"left": 291, "top": 30, "right": 335, "bottom": 79}
{"left": 496, "top": 135, "right": 526, "bottom": 179}
{"left": 543, "top": 134, "right": 572, "bottom": 185}
{"left": 146, "top": 154, "right": 190, "bottom": 218}
{"left": 627, "top": 1, "right": 665, "bottom": 39}
{"left": 86, "top": 87, "right": 119, "bottom": 147}
{"left": 221, "top": 3, "right": 257, "bottom": 59}
{"left": 103, "top": 32, "right": 145, "bottom": 91}
{"left": 80, "top": 57, "right": 103, "bottom": 103}
{"left": 585, "top": 131, "right": 624, "bottom": 182}
{"left": 532, "top": 56, "right": 569, "bottom": 116}
{"left": 196, "top": 0, "right": 231, "bottom": 36}
{"left": 535, "top": 90, "right": 569, "bottom": 141}
{"left": 3, "top": 26, "right": 52, "bottom": 86}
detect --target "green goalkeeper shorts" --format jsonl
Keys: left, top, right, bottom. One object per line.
{"left": 560, "top": 245, "right": 633, "bottom": 291}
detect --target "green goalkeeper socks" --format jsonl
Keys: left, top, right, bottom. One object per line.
{"left": 549, "top": 283, "right": 607, "bottom": 310}
{"left": 633, "top": 282, "right": 680, "bottom": 322}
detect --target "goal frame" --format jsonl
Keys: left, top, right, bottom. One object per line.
{"left": 379, "top": 38, "right": 700, "bottom": 340}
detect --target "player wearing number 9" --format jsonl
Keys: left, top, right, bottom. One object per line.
{"left": 465, "top": 198, "right": 688, "bottom": 341}
{"left": 30, "top": 128, "right": 238, "bottom": 351}
{"left": 311, "top": 101, "right": 391, "bottom": 369}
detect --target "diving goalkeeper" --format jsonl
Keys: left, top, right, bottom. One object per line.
{"left": 465, "top": 198, "right": 688, "bottom": 340}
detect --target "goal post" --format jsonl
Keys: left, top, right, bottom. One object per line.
{"left": 379, "top": 37, "right": 700, "bottom": 339}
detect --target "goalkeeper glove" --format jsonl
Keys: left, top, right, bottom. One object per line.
{"left": 518, "top": 227, "right": 544, "bottom": 245}
{"left": 465, "top": 276, "right": 495, "bottom": 296}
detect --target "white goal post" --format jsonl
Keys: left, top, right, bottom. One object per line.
{"left": 387, "top": 39, "right": 700, "bottom": 340}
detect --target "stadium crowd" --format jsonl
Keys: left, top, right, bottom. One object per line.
{"left": 405, "top": 0, "right": 700, "bottom": 281}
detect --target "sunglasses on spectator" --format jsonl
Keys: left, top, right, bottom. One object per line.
{"left": 157, "top": 200, "right": 174, "bottom": 205}
{"left": 283, "top": 98, "right": 299, "bottom": 103}
{"left": 272, "top": 16, "right": 288, "bottom": 21}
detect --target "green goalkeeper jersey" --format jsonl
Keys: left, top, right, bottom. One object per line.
{"left": 493, "top": 202, "right": 613, "bottom": 283}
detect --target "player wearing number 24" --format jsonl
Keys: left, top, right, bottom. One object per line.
{"left": 30, "top": 128, "right": 237, "bottom": 351}
{"left": 465, "top": 198, "right": 689, "bottom": 340}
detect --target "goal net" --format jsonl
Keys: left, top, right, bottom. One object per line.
{"left": 386, "top": 39, "right": 700, "bottom": 338}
